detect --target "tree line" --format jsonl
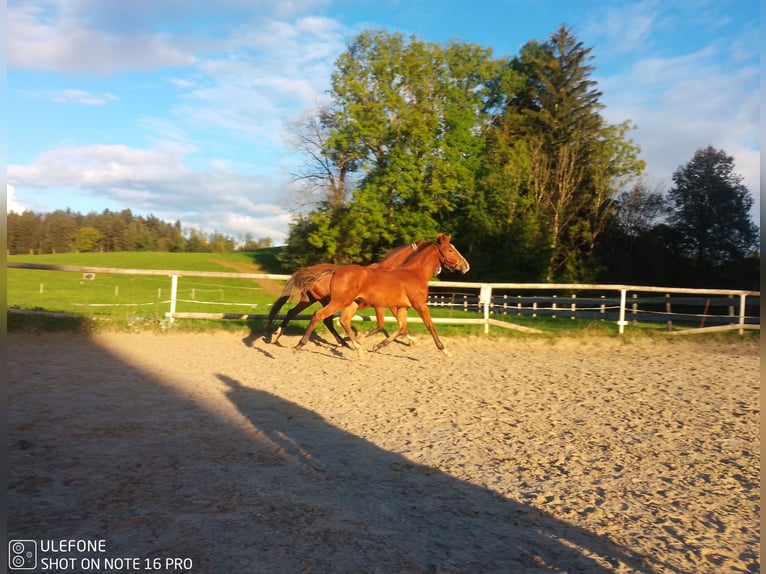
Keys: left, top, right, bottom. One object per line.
{"left": 7, "top": 208, "right": 273, "bottom": 255}
{"left": 280, "top": 25, "right": 758, "bottom": 289}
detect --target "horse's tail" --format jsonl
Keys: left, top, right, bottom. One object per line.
{"left": 266, "top": 266, "right": 335, "bottom": 330}
{"left": 285, "top": 265, "right": 335, "bottom": 300}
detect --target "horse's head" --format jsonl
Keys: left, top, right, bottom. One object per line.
{"left": 435, "top": 233, "right": 470, "bottom": 274}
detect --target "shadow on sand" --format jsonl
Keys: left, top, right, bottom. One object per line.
{"left": 8, "top": 333, "right": 659, "bottom": 573}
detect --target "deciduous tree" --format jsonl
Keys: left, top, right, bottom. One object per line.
{"left": 667, "top": 145, "right": 759, "bottom": 266}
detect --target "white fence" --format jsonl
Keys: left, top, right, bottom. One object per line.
{"left": 7, "top": 262, "right": 761, "bottom": 336}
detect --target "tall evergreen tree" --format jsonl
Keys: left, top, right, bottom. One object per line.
{"left": 503, "top": 24, "right": 644, "bottom": 281}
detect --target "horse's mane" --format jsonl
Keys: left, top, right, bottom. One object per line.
{"left": 374, "top": 240, "right": 419, "bottom": 262}
{"left": 401, "top": 238, "right": 438, "bottom": 263}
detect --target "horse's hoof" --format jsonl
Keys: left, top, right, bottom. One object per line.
{"left": 440, "top": 348, "right": 452, "bottom": 358}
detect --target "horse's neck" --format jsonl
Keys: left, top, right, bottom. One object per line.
{"left": 377, "top": 243, "right": 417, "bottom": 269}
{"left": 398, "top": 243, "right": 440, "bottom": 278}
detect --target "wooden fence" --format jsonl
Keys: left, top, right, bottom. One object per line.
{"left": 7, "top": 262, "right": 761, "bottom": 336}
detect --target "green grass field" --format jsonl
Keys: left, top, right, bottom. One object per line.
{"left": 7, "top": 252, "right": 282, "bottom": 328}
{"left": 8, "top": 251, "right": 757, "bottom": 341}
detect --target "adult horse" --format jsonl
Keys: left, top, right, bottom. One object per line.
{"left": 265, "top": 242, "right": 423, "bottom": 347}
{"left": 294, "top": 234, "right": 469, "bottom": 357}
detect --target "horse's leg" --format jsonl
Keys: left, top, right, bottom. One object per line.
{"left": 412, "top": 302, "right": 450, "bottom": 357}
{"left": 361, "top": 306, "right": 389, "bottom": 340}
{"left": 270, "top": 300, "right": 310, "bottom": 344}
{"left": 339, "top": 302, "right": 365, "bottom": 358}
{"left": 264, "top": 295, "right": 289, "bottom": 343}
{"left": 362, "top": 307, "right": 415, "bottom": 345}
{"left": 371, "top": 308, "right": 409, "bottom": 352}
{"left": 295, "top": 301, "right": 351, "bottom": 351}
{"left": 323, "top": 315, "right": 351, "bottom": 348}
{"left": 390, "top": 306, "right": 415, "bottom": 345}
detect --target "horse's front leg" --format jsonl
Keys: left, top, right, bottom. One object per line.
{"left": 371, "top": 308, "right": 409, "bottom": 352}
{"left": 339, "top": 302, "right": 364, "bottom": 355}
{"left": 412, "top": 303, "right": 450, "bottom": 357}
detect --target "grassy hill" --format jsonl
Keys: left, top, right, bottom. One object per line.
{"left": 7, "top": 249, "right": 286, "bottom": 273}
{"left": 7, "top": 251, "right": 289, "bottom": 329}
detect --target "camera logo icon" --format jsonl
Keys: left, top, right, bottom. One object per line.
{"left": 9, "top": 540, "right": 37, "bottom": 570}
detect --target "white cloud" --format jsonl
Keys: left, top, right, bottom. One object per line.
{"left": 6, "top": 184, "right": 27, "bottom": 213}
{"left": 174, "top": 15, "right": 344, "bottom": 141}
{"left": 7, "top": 0, "right": 334, "bottom": 75}
{"left": 582, "top": 0, "right": 659, "bottom": 55}
{"left": 7, "top": 143, "right": 296, "bottom": 242}
{"left": 7, "top": 2, "right": 196, "bottom": 74}
{"left": 50, "top": 89, "right": 119, "bottom": 105}
{"left": 6, "top": 2, "right": 347, "bottom": 242}
{"left": 596, "top": 32, "right": 760, "bottom": 219}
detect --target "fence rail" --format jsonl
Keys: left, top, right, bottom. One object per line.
{"left": 7, "top": 262, "right": 760, "bottom": 336}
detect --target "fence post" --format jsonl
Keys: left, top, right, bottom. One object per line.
{"left": 166, "top": 275, "right": 179, "bottom": 324}
{"left": 630, "top": 293, "right": 637, "bottom": 326}
{"left": 479, "top": 284, "right": 492, "bottom": 334}
{"left": 617, "top": 288, "right": 628, "bottom": 334}
{"left": 570, "top": 293, "right": 576, "bottom": 320}
{"left": 738, "top": 294, "right": 746, "bottom": 335}
{"left": 665, "top": 293, "right": 672, "bottom": 331}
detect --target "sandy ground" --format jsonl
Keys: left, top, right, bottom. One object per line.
{"left": 7, "top": 329, "right": 760, "bottom": 573}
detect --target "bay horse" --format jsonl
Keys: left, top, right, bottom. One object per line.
{"left": 265, "top": 242, "right": 423, "bottom": 347}
{"left": 294, "top": 233, "right": 469, "bottom": 357}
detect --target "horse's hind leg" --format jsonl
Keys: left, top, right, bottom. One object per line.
{"left": 338, "top": 302, "right": 364, "bottom": 353}
{"left": 270, "top": 300, "right": 310, "bottom": 344}
{"left": 362, "top": 307, "right": 413, "bottom": 345}
{"left": 361, "top": 306, "right": 389, "bottom": 340}
{"left": 296, "top": 301, "right": 351, "bottom": 352}
{"left": 371, "top": 308, "right": 409, "bottom": 352}
{"left": 390, "top": 307, "right": 415, "bottom": 345}
{"left": 323, "top": 316, "right": 351, "bottom": 348}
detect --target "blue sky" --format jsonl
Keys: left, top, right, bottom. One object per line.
{"left": 6, "top": 0, "right": 761, "bottom": 244}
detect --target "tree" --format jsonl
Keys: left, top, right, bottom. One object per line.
{"left": 614, "top": 180, "right": 667, "bottom": 237}
{"left": 75, "top": 226, "right": 102, "bottom": 252}
{"left": 8, "top": 210, "right": 42, "bottom": 254}
{"left": 284, "top": 26, "right": 644, "bottom": 278}
{"left": 667, "top": 146, "right": 759, "bottom": 267}
{"left": 595, "top": 180, "right": 673, "bottom": 285}
{"left": 184, "top": 228, "right": 211, "bottom": 252}
{"left": 503, "top": 24, "right": 644, "bottom": 281}
{"left": 286, "top": 30, "right": 503, "bottom": 264}
{"left": 43, "top": 210, "right": 78, "bottom": 253}
{"left": 6, "top": 208, "right": 250, "bottom": 255}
